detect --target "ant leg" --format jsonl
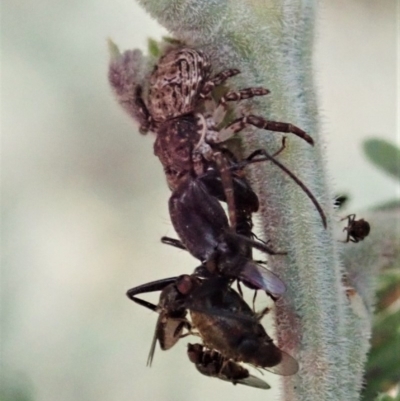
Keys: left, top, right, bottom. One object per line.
{"left": 252, "top": 290, "right": 258, "bottom": 312}
{"left": 173, "top": 320, "right": 194, "bottom": 338}
{"left": 233, "top": 149, "right": 327, "bottom": 228}
{"left": 230, "top": 147, "right": 278, "bottom": 172}
{"left": 243, "top": 138, "right": 287, "bottom": 166}
{"left": 161, "top": 236, "right": 187, "bottom": 250}
{"left": 126, "top": 277, "right": 178, "bottom": 309}
{"left": 251, "top": 233, "right": 272, "bottom": 248}
{"left": 127, "top": 296, "right": 157, "bottom": 312}
{"left": 179, "top": 325, "right": 201, "bottom": 340}
{"left": 213, "top": 87, "right": 270, "bottom": 126}
{"left": 236, "top": 280, "right": 244, "bottom": 297}
{"left": 215, "top": 115, "right": 314, "bottom": 145}
{"left": 272, "top": 137, "right": 287, "bottom": 157}
{"left": 256, "top": 306, "right": 270, "bottom": 321}
{"left": 228, "top": 232, "right": 286, "bottom": 255}
{"left": 199, "top": 69, "right": 241, "bottom": 98}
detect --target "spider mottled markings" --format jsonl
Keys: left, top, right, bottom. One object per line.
{"left": 144, "top": 48, "right": 320, "bottom": 224}
{"left": 109, "top": 46, "right": 326, "bottom": 228}
{"left": 135, "top": 47, "right": 313, "bottom": 151}
{"left": 147, "top": 48, "right": 212, "bottom": 124}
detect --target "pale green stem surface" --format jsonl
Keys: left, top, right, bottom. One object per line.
{"left": 130, "top": 1, "right": 379, "bottom": 400}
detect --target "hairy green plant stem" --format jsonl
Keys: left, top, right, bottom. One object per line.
{"left": 133, "top": 1, "right": 373, "bottom": 400}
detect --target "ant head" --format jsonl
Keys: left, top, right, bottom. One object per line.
{"left": 175, "top": 274, "right": 196, "bottom": 295}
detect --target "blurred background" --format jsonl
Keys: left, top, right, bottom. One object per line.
{"left": 1, "top": 0, "right": 398, "bottom": 400}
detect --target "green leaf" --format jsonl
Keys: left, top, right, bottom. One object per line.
{"left": 147, "top": 38, "right": 160, "bottom": 58}
{"left": 363, "top": 139, "right": 400, "bottom": 181}
{"left": 374, "top": 394, "right": 400, "bottom": 401}
{"left": 363, "top": 267, "right": 400, "bottom": 401}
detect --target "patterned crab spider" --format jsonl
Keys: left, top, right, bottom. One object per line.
{"left": 109, "top": 45, "right": 326, "bottom": 228}
{"left": 109, "top": 46, "right": 313, "bottom": 145}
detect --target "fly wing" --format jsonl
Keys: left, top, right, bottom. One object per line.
{"left": 263, "top": 350, "right": 299, "bottom": 376}
{"left": 160, "top": 318, "right": 185, "bottom": 350}
{"left": 146, "top": 314, "right": 161, "bottom": 367}
{"left": 147, "top": 314, "right": 186, "bottom": 367}
{"left": 235, "top": 374, "right": 271, "bottom": 389}
{"left": 240, "top": 261, "right": 286, "bottom": 297}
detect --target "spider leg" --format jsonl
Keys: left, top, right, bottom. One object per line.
{"left": 193, "top": 113, "right": 214, "bottom": 161}
{"left": 214, "top": 150, "right": 237, "bottom": 230}
{"left": 341, "top": 214, "right": 356, "bottom": 243}
{"left": 214, "top": 115, "right": 314, "bottom": 145}
{"left": 213, "top": 87, "right": 270, "bottom": 126}
{"left": 341, "top": 227, "right": 351, "bottom": 243}
{"left": 200, "top": 69, "right": 241, "bottom": 98}
{"left": 341, "top": 214, "right": 356, "bottom": 223}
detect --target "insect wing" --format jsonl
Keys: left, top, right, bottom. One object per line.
{"left": 240, "top": 261, "right": 286, "bottom": 297}
{"left": 146, "top": 314, "right": 160, "bottom": 367}
{"left": 159, "top": 318, "right": 185, "bottom": 350}
{"left": 147, "top": 313, "right": 184, "bottom": 366}
{"left": 263, "top": 350, "right": 299, "bottom": 376}
{"left": 207, "top": 369, "right": 271, "bottom": 389}
{"left": 234, "top": 374, "right": 271, "bottom": 389}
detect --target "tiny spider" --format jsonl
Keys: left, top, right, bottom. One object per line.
{"left": 341, "top": 214, "right": 370, "bottom": 243}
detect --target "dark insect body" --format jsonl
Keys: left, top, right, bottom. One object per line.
{"left": 167, "top": 177, "right": 287, "bottom": 298}
{"left": 187, "top": 343, "right": 271, "bottom": 389}
{"left": 109, "top": 46, "right": 314, "bottom": 388}
{"left": 341, "top": 214, "right": 370, "bottom": 243}
{"left": 188, "top": 277, "right": 298, "bottom": 375}
{"left": 155, "top": 118, "right": 324, "bottom": 297}
{"left": 126, "top": 276, "right": 191, "bottom": 366}
{"left": 148, "top": 49, "right": 326, "bottom": 229}
{"left": 126, "top": 274, "right": 298, "bottom": 376}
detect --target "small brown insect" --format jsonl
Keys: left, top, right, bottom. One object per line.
{"left": 341, "top": 214, "right": 370, "bottom": 243}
